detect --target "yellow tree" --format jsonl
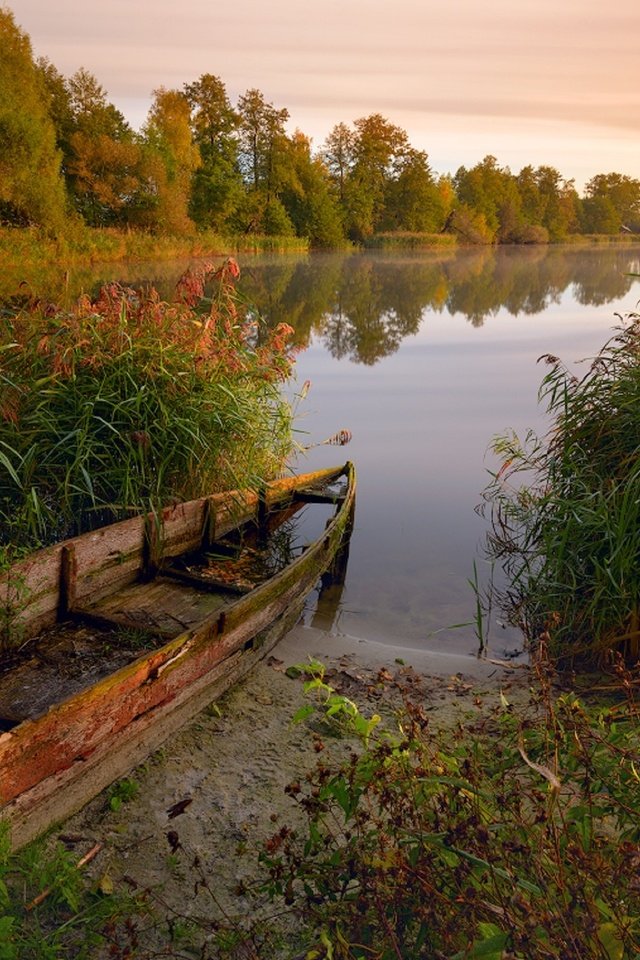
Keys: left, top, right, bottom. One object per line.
{"left": 0, "top": 9, "right": 66, "bottom": 230}
{"left": 143, "top": 87, "right": 201, "bottom": 234}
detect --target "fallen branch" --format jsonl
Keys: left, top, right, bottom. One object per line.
{"left": 25, "top": 842, "right": 104, "bottom": 911}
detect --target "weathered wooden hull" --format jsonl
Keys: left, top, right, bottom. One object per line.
{"left": 0, "top": 463, "right": 355, "bottom": 848}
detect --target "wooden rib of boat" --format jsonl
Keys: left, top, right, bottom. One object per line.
{"left": 0, "top": 462, "right": 356, "bottom": 849}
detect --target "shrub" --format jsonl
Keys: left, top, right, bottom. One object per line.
{"left": 261, "top": 663, "right": 640, "bottom": 959}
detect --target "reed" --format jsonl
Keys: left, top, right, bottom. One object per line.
{"left": 363, "top": 231, "right": 457, "bottom": 250}
{"left": 481, "top": 314, "right": 640, "bottom": 664}
{"left": 0, "top": 259, "right": 295, "bottom": 545}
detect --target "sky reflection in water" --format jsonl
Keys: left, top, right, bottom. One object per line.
{"left": 237, "top": 246, "right": 640, "bottom": 657}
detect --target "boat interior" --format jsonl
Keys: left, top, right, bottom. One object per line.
{"left": 0, "top": 475, "right": 349, "bottom": 731}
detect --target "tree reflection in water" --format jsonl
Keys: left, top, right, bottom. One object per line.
{"left": 237, "top": 245, "right": 640, "bottom": 364}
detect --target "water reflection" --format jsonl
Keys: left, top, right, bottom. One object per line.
{"left": 2, "top": 245, "right": 640, "bottom": 658}
{"left": 236, "top": 245, "right": 640, "bottom": 656}
{"left": 239, "top": 246, "right": 640, "bottom": 363}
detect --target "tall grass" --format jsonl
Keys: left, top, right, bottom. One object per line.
{"left": 363, "top": 231, "right": 457, "bottom": 250}
{"left": 481, "top": 314, "right": 640, "bottom": 664}
{"left": 0, "top": 259, "right": 295, "bottom": 545}
{"left": 0, "top": 226, "right": 308, "bottom": 275}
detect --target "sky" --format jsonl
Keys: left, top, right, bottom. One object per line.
{"left": 8, "top": 0, "right": 640, "bottom": 191}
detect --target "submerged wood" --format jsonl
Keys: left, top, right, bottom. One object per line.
{"left": 0, "top": 463, "right": 356, "bottom": 849}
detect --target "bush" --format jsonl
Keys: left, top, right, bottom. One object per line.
{"left": 507, "top": 223, "right": 550, "bottom": 244}
{"left": 0, "top": 258, "right": 295, "bottom": 544}
{"left": 261, "top": 663, "right": 640, "bottom": 959}
{"left": 481, "top": 315, "right": 640, "bottom": 664}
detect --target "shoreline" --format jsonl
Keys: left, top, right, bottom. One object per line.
{"left": 52, "top": 622, "right": 533, "bottom": 953}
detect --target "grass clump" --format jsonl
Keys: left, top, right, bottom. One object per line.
{"left": 0, "top": 258, "right": 295, "bottom": 546}
{"left": 0, "top": 825, "right": 143, "bottom": 959}
{"left": 260, "top": 661, "right": 640, "bottom": 959}
{"left": 481, "top": 313, "right": 640, "bottom": 664}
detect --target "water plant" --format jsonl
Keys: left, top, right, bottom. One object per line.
{"left": 480, "top": 313, "right": 640, "bottom": 664}
{"left": 0, "top": 259, "right": 296, "bottom": 546}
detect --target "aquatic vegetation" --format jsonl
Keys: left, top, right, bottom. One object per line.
{"left": 481, "top": 313, "right": 640, "bottom": 664}
{"left": 0, "top": 258, "right": 296, "bottom": 545}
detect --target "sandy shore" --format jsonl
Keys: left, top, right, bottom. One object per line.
{"left": 55, "top": 624, "right": 533, "bottom": 955}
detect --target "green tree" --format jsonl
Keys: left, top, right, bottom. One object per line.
{"left": 37, "top": 57, "right": 74, "bottom": 166}
{"left": 321, "top": 122, "right": 355, "bottom": 204}
{"left": 581, "top": 194, "right": 621, "bottom": 234}
{"left": 184, "top": 73, "right": 243, "bottom": 230}
{"left": 582, "top": 173, "right": 640, "bottom": 233}
{"left": 0, "top": 8, "right": 66, "bottom": 230}
{"left": 279, "top": 131, "right": 344, "bottom": 247}
{"left": 61, "top": 67, "right": 145, "bottom": 225}
{"left": 454, "top": 156, "right": 521, "bottom": 242}
{"left": 345, "top": 114, "right": 409, "bottom": 239}
{"left": 237, "top": 89, "right": 289, "bottom": 193}
{"left": 534, "top": 165, "right": 578, "bottom": 241}
{"left": 236, "top": 88, "right": 293, "bottom": 234}
{"left": 382, "top": 148, "right": 446, "bottom": 232}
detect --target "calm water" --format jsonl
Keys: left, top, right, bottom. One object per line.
{"left": 236, "top": 245, "right": 640, "bottom": 658}
{"left": 5, "top": 244, "right": 640, "bottom": 658}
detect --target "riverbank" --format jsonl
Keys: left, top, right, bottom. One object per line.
{"left": 52, "top": 624, "right": 533, "bottom": 956}
{"left": 0, "top": 227, "right": 310, "bottom": 301}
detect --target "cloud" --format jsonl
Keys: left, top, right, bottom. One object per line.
{"left": 8, "top": 0, "right": 640, "bottom": 187}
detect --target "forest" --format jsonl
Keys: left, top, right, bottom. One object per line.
{"left": 1, "top": 6, "right": 640, "bottom": 247}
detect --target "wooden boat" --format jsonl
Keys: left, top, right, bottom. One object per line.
{"left": 0, "top": 462, "right": 355, "bottom": 849}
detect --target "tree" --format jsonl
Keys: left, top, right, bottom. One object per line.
{"left": 382, "top": 148, "right": 446, "bottom": 233}
{"left": 280, "top": 131, "right": 344, "bottom": 247}
{"left": 37, "top": 57, "right": 74, "bottom": 164}
{"left": 534, "top": 166, "right": 578, "bottom": 241}
{"left": 582, "top": 173, "right": 640, "bottom": 233}
{"left": 322, "top": 122, "right": 355, "bottom": 204}
{"left": 184, "top": 74, "right": 243, "bottom": 230}
{"left": 60, "top": 67, "right": 144, "bottom": 225}
{"left": 66, "top": 67, "right": 130, "bottom": 140}
{"left": 454, "top": 156, "right": 520, "bottom": 242}
{"left": 143, "top": 87, "right": 200, "bottom": 233}
{"left": 0, "top": 8, "right": 66, "bottom": 230}
{"left": 236, "top": 89, "right": 293, "bottom": 234}
{"left": 237, "top": 88, "right": 290, "bottom": 194}
{"left": 345, "top": 114, "right": 409, "bottom": 239}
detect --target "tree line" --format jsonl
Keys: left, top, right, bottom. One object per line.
{"left": 1, "top": 7, "right": 639, "bottom": 245}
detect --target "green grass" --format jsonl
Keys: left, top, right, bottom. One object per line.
{"left": 258, "top": 660, "right": 640, "bottom": 959}
{"left": 363, "top": 231, "right": 458, "bottom": 250}
{"left": 0, "top": 259, "right": 295, "bottom": 560}
{"left": 481, "top": 314, "right": 640, "bottom": 664}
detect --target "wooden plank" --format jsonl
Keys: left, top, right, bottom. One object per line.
{"left": 5, "top": 595, "right": 306, "bottom": 850}
{"left": 69, "top": 608, "right": 175, "bottom": 641}
{"left": 0, "top": 464, "right": 348, "bottom": 642}
{"left": 87, "top": 578, "right": 227, "bottom": 633}
{"left": 160, "top": 567, "right": 252, "bottom": 596}
{"left": 58, "top": 544, "right": 77, "bottom": 619}
{"left": 0, "top": 462, "right": 355, "bottom": 846}
{"left": 293, "top": 490, "right": 345, "bottom": 505}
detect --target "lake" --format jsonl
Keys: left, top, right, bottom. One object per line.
{"left": 4, "top": 243, "right": 640, "bottom": 660}
{"left": 236, "top": 245, "right": 640, "bottom": 659}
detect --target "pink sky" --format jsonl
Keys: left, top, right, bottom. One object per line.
{"left": 8, "top": 0, "right": 640, "bottom": 189}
